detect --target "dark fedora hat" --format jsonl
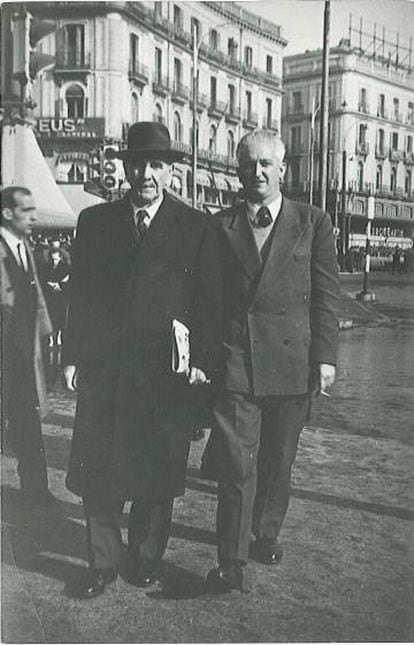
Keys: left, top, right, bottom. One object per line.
{"left": 119, "top": 121, "right": 186, "bottom": 162}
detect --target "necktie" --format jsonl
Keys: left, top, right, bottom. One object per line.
{"left": 136, "top": 209, "right": 149, "bottom": 238}
{"left": 17, "top": 242, "right": 27, "bottom": 272}
{"left": 253, "top": 206, "right": 273, "bottom": 229}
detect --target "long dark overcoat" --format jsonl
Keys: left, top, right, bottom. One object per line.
{"left": 64, "top": 191, "right": 222, "bottom": 502}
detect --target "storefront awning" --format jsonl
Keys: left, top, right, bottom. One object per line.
{"left": 1, "top": 123, "right": 77, "bottom": 229}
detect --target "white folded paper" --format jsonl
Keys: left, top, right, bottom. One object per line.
{"left": 171, "top": 319, "right": 190, "bottom": 375}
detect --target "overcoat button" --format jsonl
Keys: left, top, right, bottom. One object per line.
{"left": 283, "top": 339, "right": 290, "bottom": 346}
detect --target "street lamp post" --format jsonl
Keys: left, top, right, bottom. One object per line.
{"left": 192, "top": 22, "right": 198, "bottom": 209}
{"left": 308, "top": 98, "right": 320, "bottom": 205}
{"left": 357, "top": 193, "right": 376, "bottom": 301}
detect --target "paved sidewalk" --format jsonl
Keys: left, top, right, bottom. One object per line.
{"left": 1, "top": 386, "right": 413, "bottom": 643}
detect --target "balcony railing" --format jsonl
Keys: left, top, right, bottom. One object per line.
{"left": 198, "top": 148, "right": 238, "bottom": 169}
{"left": 225, "top": 106, "right": 241, "bottom": 124}
{"left": 242, "top": 111, "right": 258, "bottom": 128}
{"left": 208, "top": 100, "right": 227, "bottom": 118}
{"left": 404, "top": 151, "right": 414, "bottom": 165}
{"left": 355, "top": 141, "right": 370, "bottom": 155}
{"left": 375, "top": 145, "right": 388, "bottom": 159}
{"left": 171, "top": 81, "right": 189, "bottom": 103}
{"left": 55, "top": 50, "right": 91, "bottom": 71}
{"left": 358, "top": 103, "right": 370, "bottom": 114}
{"left": 389, "top": 149, "right": 404, "bottom": 162}
{"left": 171, "top": 141, "right": 192, "bottom": 156}
{"left": 128, "top": 60, "right": 149, "bottom": 85}
{"left": 152, "top": 75, "right": 170, "bottom": 96}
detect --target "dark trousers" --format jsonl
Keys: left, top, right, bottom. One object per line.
{"left": 214, "top": 391, "right": 308, "bottom": 565}
{"left": 7, "top": 401, "right": 49, "bottom": 501}
{"left": 83, "top": 495, "right": 174, "bottom": 571}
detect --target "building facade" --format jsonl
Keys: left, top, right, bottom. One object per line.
{"left": 27, "top": 1, "right": 286, "bottom": 211}
{"left": 282, "top": 34, "right": 414, "bottom": 251}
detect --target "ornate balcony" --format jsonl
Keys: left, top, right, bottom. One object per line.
{"left": 128, "top": 60, "right": 149, "bottom": 86}
{"left": 375, "top": 145, "right": 387, "bottom": 159}
{"left": 404, "top": 151, "right": 414, "bottom": 165}
{"left": 389, "top": 149, "right": 404, "bottom": 162}
{"left": 152, "top": 75, "right": 170, "bottom": 97}
{"left": 242, "top": 111, "right": 258, "bottom": 129}
{"left": 208, "top": 100, "right": 226, "bottom": 118}
{"left": 355, "top": 141, "right": 370, "bottom": 156}
{"left": 171, "top": 81, "right": 189, "bottom": 104}
{"left": 225, "top": 106, "right": 241, "bottom": 124}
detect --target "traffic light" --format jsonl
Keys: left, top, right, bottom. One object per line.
{"left": 102, "top": 145, "right": 124, "bottom": 195}
{"left": 84, "top": 147, "right": 104, "bottom": 198}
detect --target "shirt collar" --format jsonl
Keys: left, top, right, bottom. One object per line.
{"left": 130, "top": 194, "right": 164, "bottom": 226}
{"left": 245, "top": 194, "right": 283, "bottom": 224}
{"left": 0, "top": 226, "right": 25, "bottom": 253}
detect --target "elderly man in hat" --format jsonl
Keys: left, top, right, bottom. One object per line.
{"left": 63, "top": 122, "right": 222, "bottom": 598}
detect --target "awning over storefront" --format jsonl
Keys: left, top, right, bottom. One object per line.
{"left": 1, "top": 123, "right": 76, "bottom": 229}
{"left": 59, "top": 184, "right": 105, "bottom": 216}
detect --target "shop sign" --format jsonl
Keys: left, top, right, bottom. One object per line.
{"left": 36, "top": 118, "right": 105, "bottom": 139}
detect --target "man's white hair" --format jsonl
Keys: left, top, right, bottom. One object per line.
{"left": 236, "top": 129, "right": 286, "bottom": 162}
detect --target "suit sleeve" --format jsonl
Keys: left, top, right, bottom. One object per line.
{"left": 61, "top": 209, "right": 92, "bottom": 366}
{"left": 309, "top": 209, "right": 339, "bottom": 366}
{"left": 190, "top": 217, "right": 223, "bottom": 379}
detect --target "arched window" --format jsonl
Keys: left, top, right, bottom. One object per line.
{"left": 153, "top": 103, "right": 163, "bottom": 123}
{"left": 173, "top": 111, "right": 182, "bottom": 142}
{"left": 405, "top": 169, "right": 412, "bottom": 195}
{"left": 357, "top": 161, "right": 364, "bottom": 191}
{"left": 209, "top": 124, "right": 217, "bottom": 152}
{"left": 227, "top": 130, "right": 235, "bottom": 158}
{"left": 390, "top": 166, "right": 397, "bottom": 193}
{"left": 65, "top": 84, "right": 85, "bottom": 118}
{"left": 291, "top": 161, "right": 300, "bottom": 188}
{"left": 376, "top": 165, "right": 383, "bottom": 191}
{"left": 131, "top": 92, "right": 139, "bottom": 122}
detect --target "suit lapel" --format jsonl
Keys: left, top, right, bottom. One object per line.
{"left": 253, "top": 197, "right": 308, "bottom": 302}
{"left": 222, "top": 204, "right": 261, "bottom": 281}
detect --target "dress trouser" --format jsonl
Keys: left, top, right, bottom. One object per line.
{"left": 83, "top": 495, "right": 174, "bottom": 571}
{"left": 214, "top": 391, "right": 308, "bottom": 565}
{"left": 6, "top": 356, "right": 49, "bottom": 501}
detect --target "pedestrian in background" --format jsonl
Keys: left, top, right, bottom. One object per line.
{"left": 202, "top": 130, "right": 339, "bottom": 593}
{"left": 1, "top": 186, "right": 55, "bottom": 509}
{"left": 63, "top": 122, "right": 222, "bottom": 599}
{"left": 41, "top": 247, "right": 70, "bottom": 347}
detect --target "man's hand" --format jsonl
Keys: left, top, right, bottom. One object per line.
{"left": 317, "top": 363, "right": 336, "bottom": 396}
{"left": 63, "top": 365, "right": 78, "bottom": 391}
{"left": 188, "top": 366, "right": 210, "bottom": 386}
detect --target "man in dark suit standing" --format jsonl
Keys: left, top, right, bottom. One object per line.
{"left": 63, "top": 122, "right": 222, "bottom": 598}
{"left": 203, "top": 130, "right": 339, "bottom": 592}
{"left": 1, "top": 186, "right": 55, "bottom": 508}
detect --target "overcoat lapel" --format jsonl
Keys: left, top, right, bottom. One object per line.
{"left": 253, "top": 197, "right": 308, "bottom": 302}
{"left": 222, "top": 205, "right": 261, "bottom": 281}
{"left": 131, "top": 193, "right": 183, "bottom": 264}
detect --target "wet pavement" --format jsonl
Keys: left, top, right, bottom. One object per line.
{"left": 1, "top": 273, "right": 413, "bottom": 643}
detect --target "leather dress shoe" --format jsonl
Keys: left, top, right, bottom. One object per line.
{"left": 73, "top": 568, "right": 117, "bottom": 599}
{"left": 129, "top": 559, "right": 159, "bottom": 587}
{"left": 206, "top": 562, "right": 244, "bottom": 593}
{"left": 254, "top": 539, "right": 284, "bottom": 565}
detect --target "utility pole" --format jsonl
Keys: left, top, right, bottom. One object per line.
{"left": 192, "top": 22, "right": 198, "bottom": 209}
{"left": 318, "top": 0, "right": 330, "bottom": 211}
{"left": 341, "top": 149, "right": 347, "bottom": 270}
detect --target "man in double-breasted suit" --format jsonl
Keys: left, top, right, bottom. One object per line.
{"left": 63, "top": 122, "right": 222, "bottom": 598}
{"left": 203, "top": 130, "right": 339, "bottom": 592}
{"left": 1, "top": 186, "right": 54, "bottom": 508}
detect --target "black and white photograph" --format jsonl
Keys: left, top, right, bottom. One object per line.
{"left": 1, "top": 0, "right": 413, "bottom": 642}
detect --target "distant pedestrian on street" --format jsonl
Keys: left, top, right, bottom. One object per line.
{"left": 202, "top": 130, "right": 339, "bottom": 593}
{"left": 41, "top": 247, "right": 70, "bottom": 346}
{"left": 392, "top": 246, "right": 402, "bottom": 274}
{"left": 62, "top": 122, "right": 222, "bottom": 599}
{"left": 1, "top": 186, "right": 55, "bottom": 509}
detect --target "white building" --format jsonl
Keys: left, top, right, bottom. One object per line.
{"left": 282, "top": 31, "right": 414, "bottom": 251}
{"left": 28, "top": 1, "right": 287, "bottom": 211}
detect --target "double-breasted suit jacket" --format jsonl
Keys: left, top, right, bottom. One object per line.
{"left": 1, "top": 236, "right": 52, "bottom": 425}
{"left": 64, "top": 191, "right": 222, "bottom": 502}
{"left": 217, "top": 196, "right": 339, "bottom": 397}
